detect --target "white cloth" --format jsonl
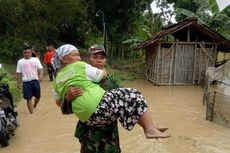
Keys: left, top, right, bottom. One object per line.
{"left": 85, "top": 63, "right": 103, "bottom": 82}
{"left": 206, "top": 65, "right": 224, "bottom": 82}
{"left": 51, "top": 44, "right": 78, "bottom": 71}
{"left": 16, "top": 57, "right": 43, "bottom": 82}
{"left": 56, "top": 44, "right": 78, "bottom": 60}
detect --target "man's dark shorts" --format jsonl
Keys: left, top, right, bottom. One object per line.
{"left": 23, "top": 80, "right": 41, "bottom": 100}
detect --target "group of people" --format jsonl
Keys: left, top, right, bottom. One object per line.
{"left": 16, "top": 43, "right": 170, "bottom": 153}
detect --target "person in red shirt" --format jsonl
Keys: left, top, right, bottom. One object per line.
{"left": 44, "top": 45, "right": 56, "bottom": 81}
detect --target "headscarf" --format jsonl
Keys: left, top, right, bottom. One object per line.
{"left": 51, "top": 44, "right": 78, "bottom": 71}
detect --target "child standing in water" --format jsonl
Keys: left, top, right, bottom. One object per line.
{"left": 52, "top": 44, "right": 170, "bottom": 139}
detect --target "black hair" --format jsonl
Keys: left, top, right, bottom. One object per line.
{"left": 23, "top": 46, "right": 32, "bottom": 51}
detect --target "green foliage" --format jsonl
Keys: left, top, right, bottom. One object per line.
{"left": 172, "top": 0, "right": 230, "bottom": 39}
{"left": 108, "top": 68, "right": 137, "bottom": 84}
{"left": 122, "top": 10, "right": 164, "bottom": 49}
{"left": 0, "top": 0, "right": 92, "bottom": 61}
{"left": 82, "top": 0, "right": 152, "bottom": 43}
{"left": 107, "top": 59, "right": 145, "bottom": 85}
{"left": 208, "top": 0, "right": 219, "bottom": 14}
{"left": 0, "top": 63, "right": 17, "bottom": 76}
{"left": 153, "top": 0, "right": 175, "bottom": 25}
{"left": 112, "top": 71, "right": 136, "bottom": 83}
{"left": 166, "top": 0, "right": 200, "bottom": 21}
{"left": 0, "top": 36, "right": 24, "bottom": 62}
{"left": 0, "top": 0, "right": 153, "bottom": 62}
{"left": 0, "top": 66, "right": 21, "bottom": 105}
{"left": 84, "top": 30, "right": 103, "bottom": 48}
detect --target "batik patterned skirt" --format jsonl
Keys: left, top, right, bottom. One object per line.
{"left": 86, "top": 88, "right": 148, "bottom": 130}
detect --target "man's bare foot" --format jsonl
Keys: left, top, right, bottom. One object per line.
{"left": 33, "top": 104, "right": 37, "bottom": 109}
{"left": 145, "top": 128, "right": 170, "bottom": 139}
{"left": 157, "top": 126, "right": 168, "bottom": 132}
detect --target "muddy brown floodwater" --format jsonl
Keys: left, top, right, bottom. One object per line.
{"left": 1, "top": 77, "right": 230, "bottom": 153}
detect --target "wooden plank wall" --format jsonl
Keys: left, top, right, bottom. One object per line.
{"left": 145, "top": 44, "right": 158, "bottom": 83}
{"left": 146, "top": 42, "right": 217, "bottom": 85}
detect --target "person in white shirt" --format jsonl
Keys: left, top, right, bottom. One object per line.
{"left": 16, "top": 46, "right": 43, "bottom": 114}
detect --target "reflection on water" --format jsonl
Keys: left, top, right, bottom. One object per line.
{"left": 1, "top": 79, "right": 230, "bottom": 153}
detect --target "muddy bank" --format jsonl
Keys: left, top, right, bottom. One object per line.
{"left": 1, "top": 77, "right": 230, "bottom": 153}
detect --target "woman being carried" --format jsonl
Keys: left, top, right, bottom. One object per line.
{"left": 52, "top": 44, "right": 170, "bottom": 139}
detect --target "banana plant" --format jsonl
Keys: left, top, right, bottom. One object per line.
{"left": 122, "top": 7, "right": 164, "bottom": 48}
{"left": 176, "top": 0, "right": 230, "bottom": 39}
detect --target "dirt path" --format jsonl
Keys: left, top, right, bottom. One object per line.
{"left": 1, "top": 77, "right": 230, "bottom": 153}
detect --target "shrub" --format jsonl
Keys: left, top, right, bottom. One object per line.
{"left": 0, "top": 66, "right": 21, "bottom": 105}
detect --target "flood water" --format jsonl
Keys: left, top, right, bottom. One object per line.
{"left": 1, "top": 78, "right": 230, "bottom": 153}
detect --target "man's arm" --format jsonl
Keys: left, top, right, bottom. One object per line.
{"left": 86, "top": 64, "right": 107, "bottom": 82}
{"left": 60, "top": 87, "right": 83, "bottom": 114}
{"left": 17, "top": 73, "right": 22, "bottom": 89}
{"left": 102, "top": 68, "right": 107, "bottom": 79}
{"left": 65, "top": 87, "right": 83, "bottom": 102}
{"left": 36, "top": 58, "right": 43, "bottom": 81}
{"left": 38, "top": 68, "right": 43, "bottom": 81}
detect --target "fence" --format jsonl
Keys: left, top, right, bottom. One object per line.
{"left": 203, "top": 60, "right": 230, "bottom": 128}
{"left": 206, "top": 91, "right": 230, "bottom": 128}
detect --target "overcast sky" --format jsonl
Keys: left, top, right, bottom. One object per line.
{"left": 151, "top": 0, "right": 230, "bottom": 12}
{"left": 217, "top": 0, "right": 230, "bottom": 10}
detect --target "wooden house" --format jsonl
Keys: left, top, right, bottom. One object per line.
{"left": 136, "top": 18, "right": 230, "bottom": 85}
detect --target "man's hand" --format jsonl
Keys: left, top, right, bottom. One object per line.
{"left": 66, "top": 87, "right": 83, "bottom": 102}
{"left": 17, "top": 73, "right": 22, "bottom": 89}
{"left": 38, "top": 68, "right": 43, "bottom": 81}
{"left": 39, "top": 76, "right": 43, "bottom": 81}
{"left": 17, "top": 83, "right": 21, "bottom": 90}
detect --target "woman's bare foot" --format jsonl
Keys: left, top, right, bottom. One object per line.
{"left": 157, "top": 126, "right": 168, "bottom": 132}
{"left": 145, "top": 128, "right": 170, "bottom": 139}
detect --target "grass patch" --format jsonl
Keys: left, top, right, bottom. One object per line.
{"left": 1, "top": 63, "right": 17, "bottom": 78}
{"left": 106, "top": 60, "right": 145, "bottom": 86}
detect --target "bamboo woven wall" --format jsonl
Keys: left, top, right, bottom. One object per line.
{"left": 145, "top": 42, "right": 217, "bottom": 85}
